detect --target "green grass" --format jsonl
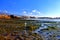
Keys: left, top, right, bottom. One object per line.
{"left": 0, "top": 19, "right": 40, "bottom": 34}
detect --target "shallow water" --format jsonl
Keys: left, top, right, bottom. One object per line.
{"left": 27, "top": 18, "right": 60, "bottom": 22}
{"left": 34, "top": 22, "right": 60, "bottom": 40}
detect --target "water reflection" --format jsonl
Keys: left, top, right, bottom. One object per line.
{"left": 34, "top": 22, "right": 60, "bottom": 40}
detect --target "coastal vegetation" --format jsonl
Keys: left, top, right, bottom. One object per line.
{"left": 0, "top": 13, "right": 60, "bottom": 40}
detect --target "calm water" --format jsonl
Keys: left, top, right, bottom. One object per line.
{"left": 27, "top": 18, "right": 60, "bottom": 22}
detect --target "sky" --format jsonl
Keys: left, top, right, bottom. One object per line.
{"left": 0, "top": 0, "right": 60, "bottom": 17}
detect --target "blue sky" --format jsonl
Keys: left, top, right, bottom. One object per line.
{"left": 0, "top": 0, "right": 60, "bottom": 17}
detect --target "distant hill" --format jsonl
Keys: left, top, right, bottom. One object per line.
{"left": 0, "top": 12, "right": 10, "bottom": 19}
{"left": 0, "top": 12, "right": 20, "bottom": 19}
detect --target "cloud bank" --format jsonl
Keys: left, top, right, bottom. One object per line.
{"left": 22, "top": 9, "right": 43, "bottom": 17}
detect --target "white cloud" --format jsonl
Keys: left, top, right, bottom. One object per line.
{"left": 37, "top": 11, "right": 40, "bottom": 14}
{"left": 30, "top": 12, "right": 32, "bottom": 15}
{"left": 23, "top": 11, "right": 27, "bottom": 14}
{"left": 3, "top": 10, "right": 8, "bottom": 13}
{"left": 0, "top": 10, "right": 8, "bottom": 13}
{"left": 32, "top": 10, "right": 36, "bottom": 12}
{"left": 32, "top": 10, "right": 40, "bottom": 13}
{"left": 31, "top": 10, "right": 41, "bottom": 16}
{"left": 22, "top": 11, "right": 28, "bottom": 16}
{"left": 22, "top": 9, "right": 43, "bottom": 17}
